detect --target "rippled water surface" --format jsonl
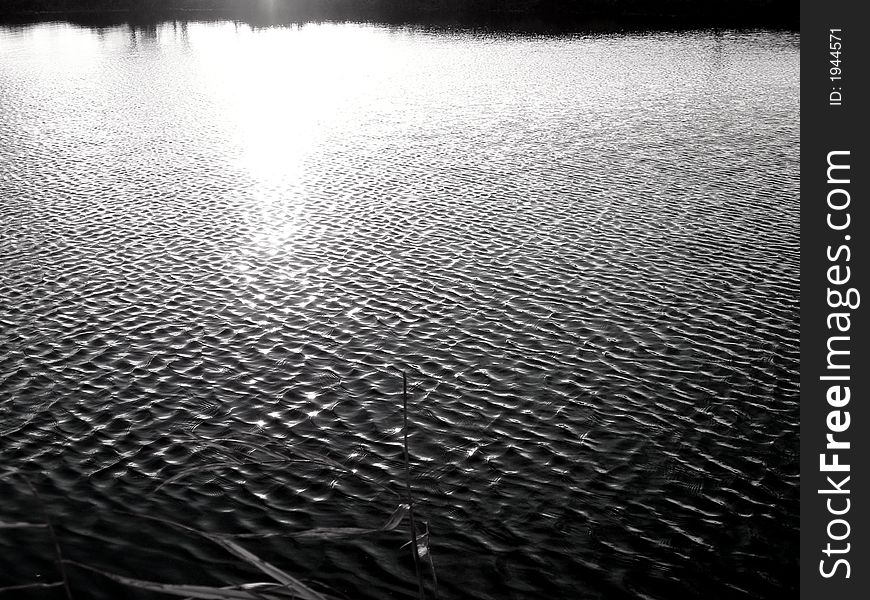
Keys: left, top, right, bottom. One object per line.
{"left": 1, "top": 21, "right": 799, "bottom": 600}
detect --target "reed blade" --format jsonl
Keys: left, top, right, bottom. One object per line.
{"left": 64, "top": 561, "right": 281, "bottom": 600}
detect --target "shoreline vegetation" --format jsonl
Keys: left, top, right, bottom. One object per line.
{"left": 0, "top": 0, "right": 797, "bottom": 28}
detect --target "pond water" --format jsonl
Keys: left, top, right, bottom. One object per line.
{"left": 0, "top": 20, "right": 799, "bottom": 600}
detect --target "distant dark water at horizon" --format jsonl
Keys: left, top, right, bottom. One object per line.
{"left": 0, "top": 0, "right": 799, "bottom": 31}
{"left": 1, "top": 21, "right": 798, "bottom": 600}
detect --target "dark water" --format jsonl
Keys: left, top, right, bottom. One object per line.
{"left": 1, "top": 21, "right": 799, "bottom": 600}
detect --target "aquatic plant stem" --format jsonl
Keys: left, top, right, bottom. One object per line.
{"left": 401, "top": 371, "right": 425, "bottom": 600}
{"left": 423, "top": 521, "right": 439, "bottom": 600}
{"left": 0, "top": 581, "right": 66, "bottom": 593}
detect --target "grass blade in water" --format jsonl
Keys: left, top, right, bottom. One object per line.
{"left": 292, "top": 504, "right": 409, "bottom": 541}
{"left": 65, "top": 561, "right": 287, "bottom": 600}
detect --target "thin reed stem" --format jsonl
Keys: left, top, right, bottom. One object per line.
{"left": 0, "top": 581, "right": 66, "bottom": 593}
{"left": 424, "top": 521, "right": 439, "bottom": 600}
{"left": 401, "top": 371, "right": 425, "bottom": 600}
